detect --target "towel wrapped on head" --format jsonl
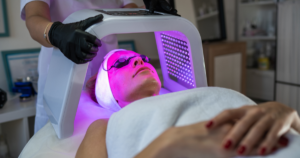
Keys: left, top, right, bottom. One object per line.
{"left": 95, "top": 49, "right": 126, "bottom": 112}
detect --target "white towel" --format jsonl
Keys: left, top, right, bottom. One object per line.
{"left": 106, "top": 87, "right": 300, "bottom": 158}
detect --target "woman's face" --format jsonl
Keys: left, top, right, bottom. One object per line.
{"left": 107, "top": 50, "right": 161, "bottom": 108}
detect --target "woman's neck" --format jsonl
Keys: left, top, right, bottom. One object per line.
{"left": 118, "top": 92, "right": 159, "bottom": 108}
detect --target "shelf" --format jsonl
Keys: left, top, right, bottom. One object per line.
{"left": 239, "top": 36, "right": 276, "bottom": 41}
{"left": 240, "top": 1, "right": 277, "bottom": 7}
{"left": 196, "top": 11, "right": 219, "bottom": 21}
{"left": 0, "top": 95, "right": 36, "bottom": 124}
{"left": 247, "top": 68, "right": 275, "bottom": 73}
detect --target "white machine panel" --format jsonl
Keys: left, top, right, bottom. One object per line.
{"left": 43, "top": 9, "right": 207, "bottom": 139}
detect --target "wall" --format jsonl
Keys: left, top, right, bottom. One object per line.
{"left": 117, "top": 0, "right": 159, "bottom": 59}
{"left": 224, "top": 0, "right": 236, "bottom": 41}
{"left": 0, "top": 0, "right": 41, "bottom": 96}
{"left": 0, "top": 0, "right": 157, "bottom": 96}
{"left": 174, "top": 0, "right": 197, "bottom": 26}
{"left": 0, "top": 0, "right": 237, "bottom": 95}
{"left": 175, "top": 0, "right": 236, "bottom": 41}
{"left": 117, "top": 33, "right": 159, "bottom": 59}
{"left": 131, "top": 0, "right": 144, "bottom": 6}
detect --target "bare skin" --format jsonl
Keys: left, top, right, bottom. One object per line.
{"left": 76, "top": 119, "right": 109, "bottom": 158}
{"left": 76, "top": 101, "right": 298, "bottom": 158}
{"left": 24, "top": 2, "right": 138, "bottom": 158}
{"left": 76, "top": 120, "right": 237, "bottom": 158}
{"left": 25, "top": 1, "right": 53, "bottom": 47}
{"left": 24, "top": 1, "right": 138, "bottom": 48}
{"left": 107, "top": 51, "right": 161, "bottom": 108}
{"left": 77, "top": 51, "right": 300, "bottom": 157}
{"left": 207, "top": 102, "right": 300, "bottom": 156}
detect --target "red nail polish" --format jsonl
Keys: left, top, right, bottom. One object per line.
{"left": 237, "top": 146, "right": 246, "bottom": 155}
{"left": 206, "top": 121, "right": 213, "bottom": 128}
{"left": 279, "top": 136, "right": 289, "bottom": 146}
{"left": 271, "top": 147, "right": 277, "bottom": 153}
{"left": 260, "top": 147, "right": 266, "bottom": 155}
{"left": 223, "top": 140, "right": 232, "bottom": 149}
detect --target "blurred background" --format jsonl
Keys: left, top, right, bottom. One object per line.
{"left": 0, "top": 0, "right": 299, "bottom": 157}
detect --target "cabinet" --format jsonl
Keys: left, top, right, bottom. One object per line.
{"left": 237, "top": 0, "right": 278, "bottom": 101}
{"left": 0, "top": 96, "right": 36, "bottom": 158}
{"left": 246, "top": 69, "right": 274, "bottom": 101}
{"left": 203, "top": 42, "right": 246, "bottom": 94}
{"left": 175, "top": 1, "right": 246, "bottom": 93}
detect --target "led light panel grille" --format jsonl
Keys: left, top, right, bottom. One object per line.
{"left": 161, "top": 33, "right": 195, "bottom": 89}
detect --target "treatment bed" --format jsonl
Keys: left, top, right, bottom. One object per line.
{"left": 19, "top": 9, "right": 300, "bottom": 158}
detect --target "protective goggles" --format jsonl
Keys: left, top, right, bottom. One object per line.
{"left": 106, "top": 55, "right": 151, "bottom": 71}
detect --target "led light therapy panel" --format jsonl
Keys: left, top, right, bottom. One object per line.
{"left": 160, "top": 32, "right": 195, "bottom": 89}
{"left": 43, "top": 9, "right": 207, "bottom": 139}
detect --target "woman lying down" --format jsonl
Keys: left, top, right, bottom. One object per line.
{"left": 76, "top": 49, "right": 300, "bottom": 158}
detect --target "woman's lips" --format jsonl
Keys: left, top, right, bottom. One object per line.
{"left": 134, "top": 67, "right": 151, "bottom": 77}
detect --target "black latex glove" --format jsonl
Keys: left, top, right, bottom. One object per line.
{"left": 143, "top": 0, "right": 179, "bottom": 16}
{"left": 48, "top": 14, "right": 103, "bottom": 64}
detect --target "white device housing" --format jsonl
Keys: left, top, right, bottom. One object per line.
{"left": 43, "top": 9, "right": 207, "bottom": 139}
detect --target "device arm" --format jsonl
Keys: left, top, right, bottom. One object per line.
{"left": 75, "top": 119, "right": 109, "bottom": 158}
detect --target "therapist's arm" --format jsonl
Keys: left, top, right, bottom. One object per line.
{"left": 25, "top": 1, "right": 53, "bottom": 47}
{"left": 76, "top": 119, "right": 109, "bottom": 158}
{"left": 123, "top": 3, "right": 139, "bottom": 8}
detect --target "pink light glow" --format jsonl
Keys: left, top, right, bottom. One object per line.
{"left": 72, "top": 31, "right": 196, "bottom": 134}
{"left": 73, "top": 91, "right": 114, "bottom": 136}
{"left": 159, "top": 32, "right": 195, "bottom": 88}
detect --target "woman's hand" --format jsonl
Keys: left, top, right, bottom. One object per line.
{"left": 206, "top": 102, "right": 300, "bottom": 156}
{"left": 135, "top": 122, "right": 236, "bottom": 158}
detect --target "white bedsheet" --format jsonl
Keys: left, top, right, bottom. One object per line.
{"left": 19, "top": 91, "right": 114, "bottom": 158}
{"left": 106, "top": 87, "right": 300, "bottom": 158}
{"left": 19, "top": 87, "right": 300, "bottom": 158}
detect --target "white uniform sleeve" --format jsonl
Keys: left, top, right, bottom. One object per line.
{"left": 122, "top": 0, "right": 135, "bottom": 6}
{"left": 20, "top": 0, "right": 50, "bottom": 20}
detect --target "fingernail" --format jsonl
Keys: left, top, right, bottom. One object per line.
{"left": 260, "top": 147, "right": 266, "bottom": 155}
{"left": 205, "top": 121, "right": 213, "bottom": 128}
{"left": 279, "top": 136, "right": 289, "bottom": 146}
{"left": 95, "top": 39, "right": 102, "bottom": 46}
{"left": 237, "top": 146, "right": 246, "bottom": 155}
{"left": 223, "top": 140, "right": 232, "bottom": 149}
{"left": 271, "top": 147, "right": 277, "bottom": 153}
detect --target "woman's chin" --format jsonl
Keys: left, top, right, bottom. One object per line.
{"left": 134, "top": 73, "right": 158, "bottom": 82}
{"left": 126, "top": 81, "right": 161, "bottom": 101}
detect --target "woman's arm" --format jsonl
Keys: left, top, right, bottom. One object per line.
{"left": 206, "top": 102, "right": 298, "bottom": 156}
{"left": 25, "top": 1, "right": 53, "bottom": 47}
{"left": 135, "top": 121, "right": 236, "bottom": 158}
{"left": 76, "top": 119, "right": 109, "bottom": 158}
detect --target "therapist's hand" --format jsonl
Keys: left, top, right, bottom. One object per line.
{"left": 135, "top": 122, "right": 236, "bottom": 158}
{"left": 143, "top": 0, "right": 179, "bottom": 16}
{"left": 206, "top": 102, "right": 299, "bottom": 156}
{"left": 48, "top": 14, "right": 103, "bottom": 64}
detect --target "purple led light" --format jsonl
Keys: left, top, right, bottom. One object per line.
{"left": 161, "top": 33, "right": 195, "bottom": 88}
